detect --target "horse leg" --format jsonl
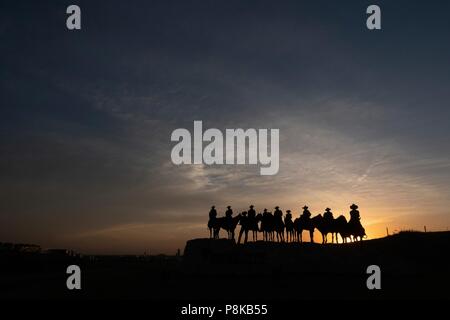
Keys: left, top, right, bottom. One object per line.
{"left": 310, "top": 230, "right": 314, "bottom": 243}
{"left": 214, "top": 228, "right": 218, "bottom": 239}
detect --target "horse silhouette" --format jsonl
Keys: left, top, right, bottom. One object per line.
{"left": 311, "top": 214, "right": 327, "bottom": 243}
{"left": 312, "top": 209, "right": 337, "bottom": 243}
{"left": 248, "top": 212, "right": 261, "bottom": 241}
{"left": 237, "top": 211, "right": 263, "bottom": 243}
{"left": 333, "top": 214, "right": 366, "bottom": 243}
{"left": 293, "top": 206, "right": 315, "bottom": 242}
{"left": 213, "top": 214, "right": 242, "bottom": 240}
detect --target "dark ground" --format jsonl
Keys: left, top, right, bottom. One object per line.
{"left": 0, "top": 231, "right": 449, "bottom": 299}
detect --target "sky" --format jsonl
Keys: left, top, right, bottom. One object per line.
{"left": 1, "top": 0, "right": 450, "bottom": 254}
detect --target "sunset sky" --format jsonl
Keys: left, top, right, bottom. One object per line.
{"left": 1, "top": 0, "right": 449, "bottom": 254}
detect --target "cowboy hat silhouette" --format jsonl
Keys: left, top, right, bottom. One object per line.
{"left": 350, "top": 204, "right": 358, "bottom": 209}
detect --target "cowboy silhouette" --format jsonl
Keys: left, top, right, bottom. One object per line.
{"left": 225, "top": 206, "right": 233, "bottom": 219}
{"left": 323, "top": 207, "right": 333, "bottom": 221}
{"left": 301, "top": 205, "right": 311, "bottom": 218}
{"left": 274, "top": 206, "right": 282, "bottom": 218}
{"left": 349, "top": 204, "right": 360, "bottom": 220}
{"left": 285, "top": 209, "right": 292, "bottom": 221}
{"left": 347, "top": 203, "right": 366, "bottom": 241}
{"left": 248, "top": 205, "right": 256, "bottom": 218}
{"left": 208, "top": 206, "right": 218, "bottom": 239}
{"left": 284, "top": 209, "right": 294, "bottom": 242}
{"left": 209, "top": 206, "right": 217, "bottom": 220}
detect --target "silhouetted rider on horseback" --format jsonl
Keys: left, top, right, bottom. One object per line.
{"left": 301, "top": 205, "right": 311, "bottom": 219}
{"left": 349, "top": 204, "right": 360, "bottom": 220}
{"left": 208, "top": 206, "right": 217, "bottom": 238}
{"left": 285, "top": 210, "right": 292, "bottom": 221}
{"left": 248, "top": 205, "right": 256, "bottom": 219}
{"left": 225, "top": 206, "right": 233, "bottom": 218}
{"left": 284, "top": 209, "right": 294, "bottom": 242}
{"left": 274, "top": 206, "right": 282, "bottom": 219}
{"left": 323, "top": 207, "right": 333, "bottom": 222}
{"left": 209, "top": 206, "right": 217, "bottom": 219}
{"left": 348, "top": 204, "right": 366, "bottom": 241}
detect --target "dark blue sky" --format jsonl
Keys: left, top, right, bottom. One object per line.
{"left": 1, "top": 0, "right": 449, "bottom": 253}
